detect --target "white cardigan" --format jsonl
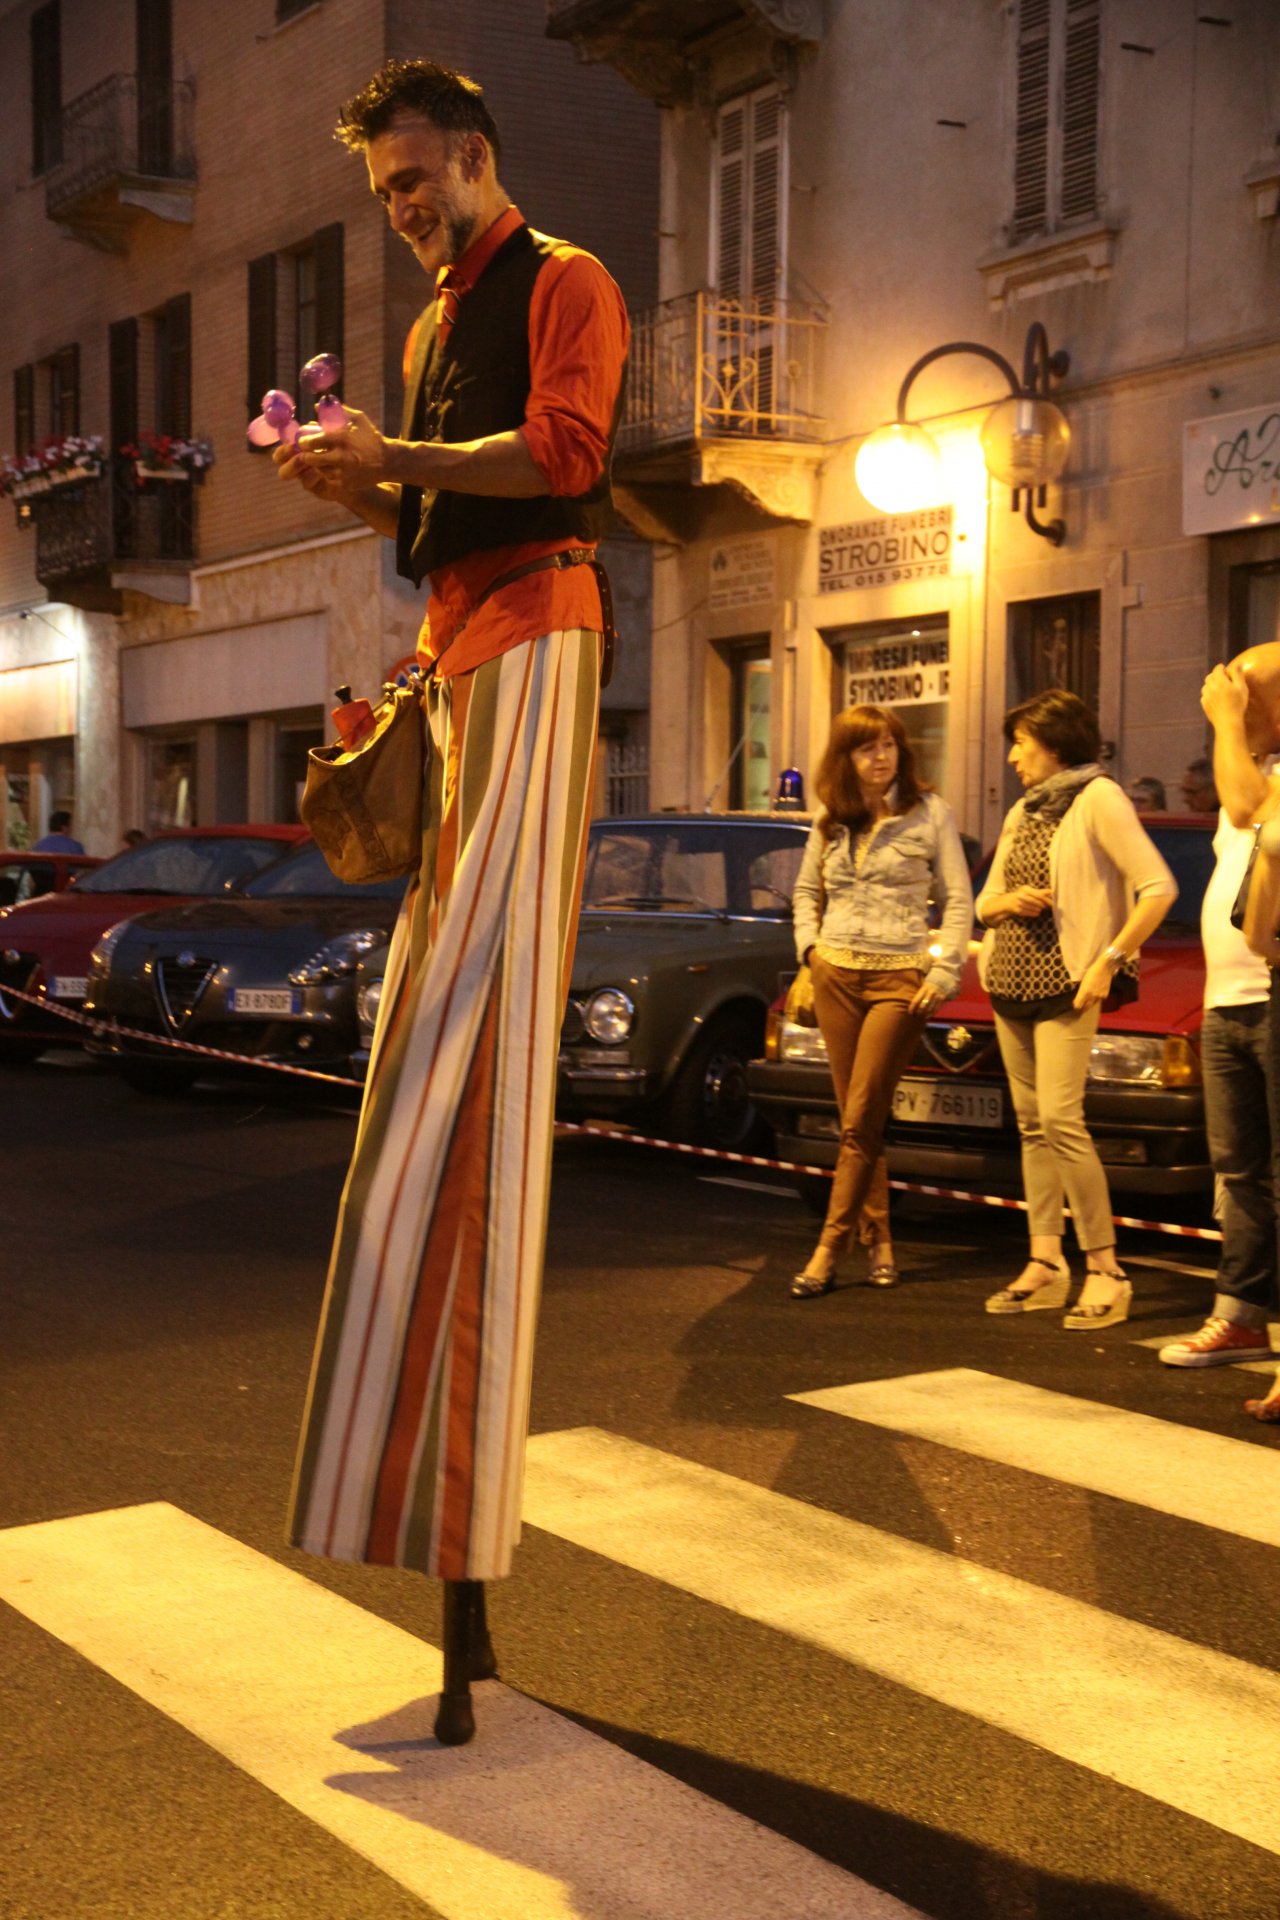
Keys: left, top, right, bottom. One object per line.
{"left": 975, "top": 776, "right": 1177, "bottom": 987}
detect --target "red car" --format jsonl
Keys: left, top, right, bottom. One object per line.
{"left": 0, "top": 825, "right": 308, "bottom": 1063}
{"left": 748, "top": 815, "right": 1216, "bottom": 1205}
{"left": 0, "top": 851, "right": 101, "bottom": 904}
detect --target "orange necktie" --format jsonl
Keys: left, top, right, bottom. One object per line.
{"left": 437, "top": 269, "right": 463, "bottom": 348}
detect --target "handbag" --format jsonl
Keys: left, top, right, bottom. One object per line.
{"left": 1242, "top": 813, "right": 1280, "bottom": 960}
{"left": 784, "top": 963, "right": 818, "bottom": 1026}
{"left": 300, "top": 679, "right": 427, "bottom": 884}
{"left": 1230, "top": 823, "right": 1262, "bottom": 932}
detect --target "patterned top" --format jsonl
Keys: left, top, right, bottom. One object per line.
{"left": 986, "top": 808, "right": 1075, "bottom": 1017}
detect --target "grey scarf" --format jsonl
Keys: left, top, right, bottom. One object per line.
{"left": 1021, "top": 761, "right": 1104, "bottom": 827}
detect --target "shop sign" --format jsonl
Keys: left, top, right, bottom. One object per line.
{"left": 1183, "top": 402, "right": 1280, "bottom": 536}
{"left": 708, "top": 537, "right": 776, "bottom": 613}
{"left": 845, "top": 632, "right": 950, "bottom": 708}
{"left": 819, "top": 508, "right": 952, "bottom": 594}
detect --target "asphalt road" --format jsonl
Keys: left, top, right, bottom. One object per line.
{"left": 3, "top": 1050, "right": 1279, "bottom": 1920}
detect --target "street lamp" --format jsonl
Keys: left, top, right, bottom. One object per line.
{"left": 855, "top": 322, "right": 1071, "bottom": 544}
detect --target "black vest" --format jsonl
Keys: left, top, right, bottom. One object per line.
{"left": 394, "top": 224, "right": 623, "bottom": 587}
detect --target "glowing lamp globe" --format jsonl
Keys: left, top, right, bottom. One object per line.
{"left": 854, "top": 422, "right": 943, "bottom": 514}
{"left": 980, "top": 395, "right": 1070, "bottom": 489}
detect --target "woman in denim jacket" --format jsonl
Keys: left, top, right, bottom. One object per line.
{"left": 790, "top": 705, "right": 973, "bottom": 1298}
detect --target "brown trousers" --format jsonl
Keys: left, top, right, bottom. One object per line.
{"left": 811, "top": 954, "right": 929, "bottom": 1253}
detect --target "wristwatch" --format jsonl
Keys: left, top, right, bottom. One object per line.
{"left": 1101, "top": 943, "right": 1127, "bottom": 970}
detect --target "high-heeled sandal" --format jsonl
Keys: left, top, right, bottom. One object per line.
{"left": 790, "top": 1266, "right": 836, "bottom": 1299}
{"left": 1063, "top": 1272, "right": 1132, "bottom": 1330}
{"left": 985, "top": 1256, "right": 1070, "bottom": 1314}
{"left": 867, "top": 1261, "right": 899, "bottom": 1289}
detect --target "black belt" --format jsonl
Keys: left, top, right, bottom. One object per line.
{"left": 434, "top": 547, "right": 618, "bottom": 687}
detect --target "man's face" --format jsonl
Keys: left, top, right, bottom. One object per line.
{"left": 366, "top": 119, "right": 485, "bottom": 277}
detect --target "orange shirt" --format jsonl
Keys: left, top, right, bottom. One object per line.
{"left": 402, "top": 207, "right": 630, "bottom": 679}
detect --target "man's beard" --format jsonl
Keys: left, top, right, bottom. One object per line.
{"left": 443, "top": 207, "right": 478, "bottom": 263}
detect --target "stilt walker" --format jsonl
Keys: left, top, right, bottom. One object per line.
{"left": 275, "top": 58, "right": 628, "bottom": 1745}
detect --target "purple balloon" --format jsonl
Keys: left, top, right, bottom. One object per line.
{"left": 315, "top": 394, "right": 348, "bottom": 431}
{"left": 247, "top": 414, "right": 280, "bottom": 448}
{"left": 278, "top": 417, "right": 302, "bottom": 447}
{"left": 299, "top": 353, "right": 342, "bottom": 396}
{"left": 262, "top": 389, "right": 295, "bottom": 428}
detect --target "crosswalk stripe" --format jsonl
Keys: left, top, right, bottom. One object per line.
{"left": 523, "top": 1425, "right": 1280, "bottom": 1856}
{"left": 0, "top": 1500, "right": 923, "bottom": 1920}
{"left": 789, "top": 1367, "right": 1280, "bottom": 1545}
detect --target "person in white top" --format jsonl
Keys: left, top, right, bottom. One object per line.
{"left": 1157, "top": 786, "right": 1275, "bottom": 1366}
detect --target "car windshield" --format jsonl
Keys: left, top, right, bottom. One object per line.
{"left": 0, "top": 861, "right": 57, "bottom": 906}
{"left": 74, "top": 836, "right": 293, "bottom": 895}
{"left": 582, "top": 823, "right": 807, "bottom": 917}
{"left": 244, "top": 841, "right": 408, "bottom": 900}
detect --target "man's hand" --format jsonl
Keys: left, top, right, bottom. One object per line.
{"left": 289, "top": 406, "right": 390, "bottom": 489}
{"left": 1201, "top": 661, "right": 1249, "bottom": 731}
{"left": 272, "top": 438, "right": 357, "bottom": 503}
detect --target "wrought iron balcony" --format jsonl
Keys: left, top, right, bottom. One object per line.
{"left": 545, "top": 1, "right": 824, "bottom": 102}
{"left": 614, "top": 291, "right": 827, "bottom": 541}
{"left": 44, "top": 74, "right": 196, "bottom": 252}
{"left": 622, "top": 290, "right": 826, "bottom": 452}
{"left": 25, "top": 462, "right": 196, "bottom": 613}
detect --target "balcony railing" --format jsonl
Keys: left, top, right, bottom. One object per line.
{"left": 620, "top": 292, "right": 826, "bottom": 456}
{"left": 27, "top": 461, "right": 195, "bottom": 612}
{"left": 45, "top": 74, "right": 196, "bottom": 247}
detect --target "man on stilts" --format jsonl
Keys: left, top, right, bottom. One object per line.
{"left": 276, "top": 59, "right": 628, "bottom": 1743}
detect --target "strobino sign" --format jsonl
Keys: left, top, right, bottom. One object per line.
{"left": 819, "top": 507, "right": 952, "bottom": 593}
{"left": 845, "top": 631, "right": 950, "bottom": 708}
{"left": 1183, "top": 402, "right": 1280, "bottom": 536}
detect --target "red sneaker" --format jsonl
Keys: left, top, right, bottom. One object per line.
{"left": 1159, "top": 1317, "right": 1272, "bottom": 1368}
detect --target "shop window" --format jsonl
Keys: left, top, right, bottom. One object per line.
{"left": 728, "top": 641, "right": 772, "bottom": 812}
{"left": 826, "top": 618, "right": 952, "bottom": 796}
{"left": 148, "top": 737, "right": 197, "bottom": 831}
{"left": 275, "top": 721, "right": 324, "bottom": 822}
{"left": 1011, "top": 0, "right": 1101, "bottom": 241}
{"left": 1007, "top": 592, "right": 1100, "bottom": 712}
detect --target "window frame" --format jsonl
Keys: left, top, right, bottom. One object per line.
{"left": 1010, "top": 0, "right": 1102, "bottom": 243}
{"left": 710, "top": 85, "right": 789, "bottom": 304}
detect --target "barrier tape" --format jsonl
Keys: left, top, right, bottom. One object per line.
{"left": 4, "top": 982, "right": 1223, "bottom": 1242}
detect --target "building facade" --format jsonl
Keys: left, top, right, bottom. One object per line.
{"left": 549, "top": 0, "right": 1280, "bottom": 845}
{"left": 0, "top": 0, "right": 658, "bottom": 854}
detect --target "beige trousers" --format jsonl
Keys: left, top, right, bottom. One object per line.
{"left": 993, "top": 1001, "right": 1116, "bottom": 1251}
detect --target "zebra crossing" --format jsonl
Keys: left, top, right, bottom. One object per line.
{"left": 2, "top": 1368, "right": 1279, "bottom": 1915}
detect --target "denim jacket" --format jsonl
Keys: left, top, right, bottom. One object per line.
{"left": 792, "top": 791, "right": 974, "bottom": 1000}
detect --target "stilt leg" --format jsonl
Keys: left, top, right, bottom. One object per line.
{"left": 434, "top": 1580, "right": 478, "bottom": 1746}
{"left": 470, "top": 1580, "right": 497, "bottom": 1681}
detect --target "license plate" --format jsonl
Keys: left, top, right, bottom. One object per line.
{"left": 893, "top": 1077, "right": 1004, "bottom": 1128}
{"left": 226, "top": 988, "right": 301, "bottom": 1015}
{"left": 52, "top": 976, "right": 88, "bottom": 1000}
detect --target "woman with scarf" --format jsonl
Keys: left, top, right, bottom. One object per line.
{"left": 977, "top": 690, "right": 1176, "bottom": 1328}
{"left": 789, "top": 704, "right": 973, "bottom": 1299}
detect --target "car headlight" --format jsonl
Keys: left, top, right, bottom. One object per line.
{"left": 357, "top": 975, "right": 384, "bottom": 1034}
{"left": 89, "top": 920, "right": 132, "bottom": 973}
{"left": 778, "top": 1017, "right": 829, "bottom": 1064}
{"left": 585, "top": 987, "right": 634, "bottom": 1043}
{"left": 289, "top": 929, "right": 384, "bottom": 986}
{"left": 1087, "top": 1033, "right": 1200, "bottom": 1088}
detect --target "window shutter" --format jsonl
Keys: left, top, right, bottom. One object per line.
{"left": 1013, "top": 0, "right": 1051, "bottom": 238}
{"left": 312, "top": 223, "right": 344, "bottom": 368}
{"left": 716, "top": 101, "right": 746, "bottom": 299}
{"left": 109, "top": 318, "right": 139, "bottom": 444}
{"left": 51, "top": 343, "right": 79, "bottom": 436}
{"left": 30, "top": 1, "right": 62, "bottom": 175}
{"left": 748, "top": 90, "right": 785, "bottom": 305}
{"left": 13, "top": 365, "right": 35, "bottom": 456}
{"left": 136, "top": 0, "right": 173, "bottom": 174}
{"left": 247, "top": 251, "right": 277, "bottom": 418}
{"left": 1061, "top": 0, "right": 1101, "bottom": 224}
{"left": 156, "top": 292, "right": 191, "bottom": 437}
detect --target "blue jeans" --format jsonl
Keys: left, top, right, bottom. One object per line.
{"left": 1201, "top": 1001, "right": 1276, "bottom": 1322}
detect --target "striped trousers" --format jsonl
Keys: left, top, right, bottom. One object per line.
{"left": 288, "top": 628, "right": 601, "bottom": 1581}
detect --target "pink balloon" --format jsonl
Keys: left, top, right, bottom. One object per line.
{"left": 262, "top": 389, "right": 295, "bottom": 428}
{"left": 247, "top": 414, "right": 280, "bottom": 447}
{"left": 278, "top": 417, "right": 301, "bottom": 446}
{"left": 299, "top": 353, "right": 342, "bottom": 395}
{"left": 315, "top": 394, "right": 347, "bottom": 430}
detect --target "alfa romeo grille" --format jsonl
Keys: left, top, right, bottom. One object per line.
{"left": 156, "top": 956, "right": 215, "bottom": 1031}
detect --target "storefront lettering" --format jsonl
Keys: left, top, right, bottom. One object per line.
{"left": 1203, "top": 412, "right": 1280, "bottom": 497}
{"left": 818, "top": 508, "right": 953, "bottom": 593}
{"left": 1183, "top": 402, "right": 1280, "bottom": 536}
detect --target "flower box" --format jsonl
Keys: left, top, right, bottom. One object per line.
{"left": 134, "top": 462, "right": 191, "bottom": 483}
{"left": 10, "top": 464, "right": 101, "bottom": 502}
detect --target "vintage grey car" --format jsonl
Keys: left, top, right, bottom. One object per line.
{"left": 558, "top": 813, "right": 810, "bottom": 1149}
